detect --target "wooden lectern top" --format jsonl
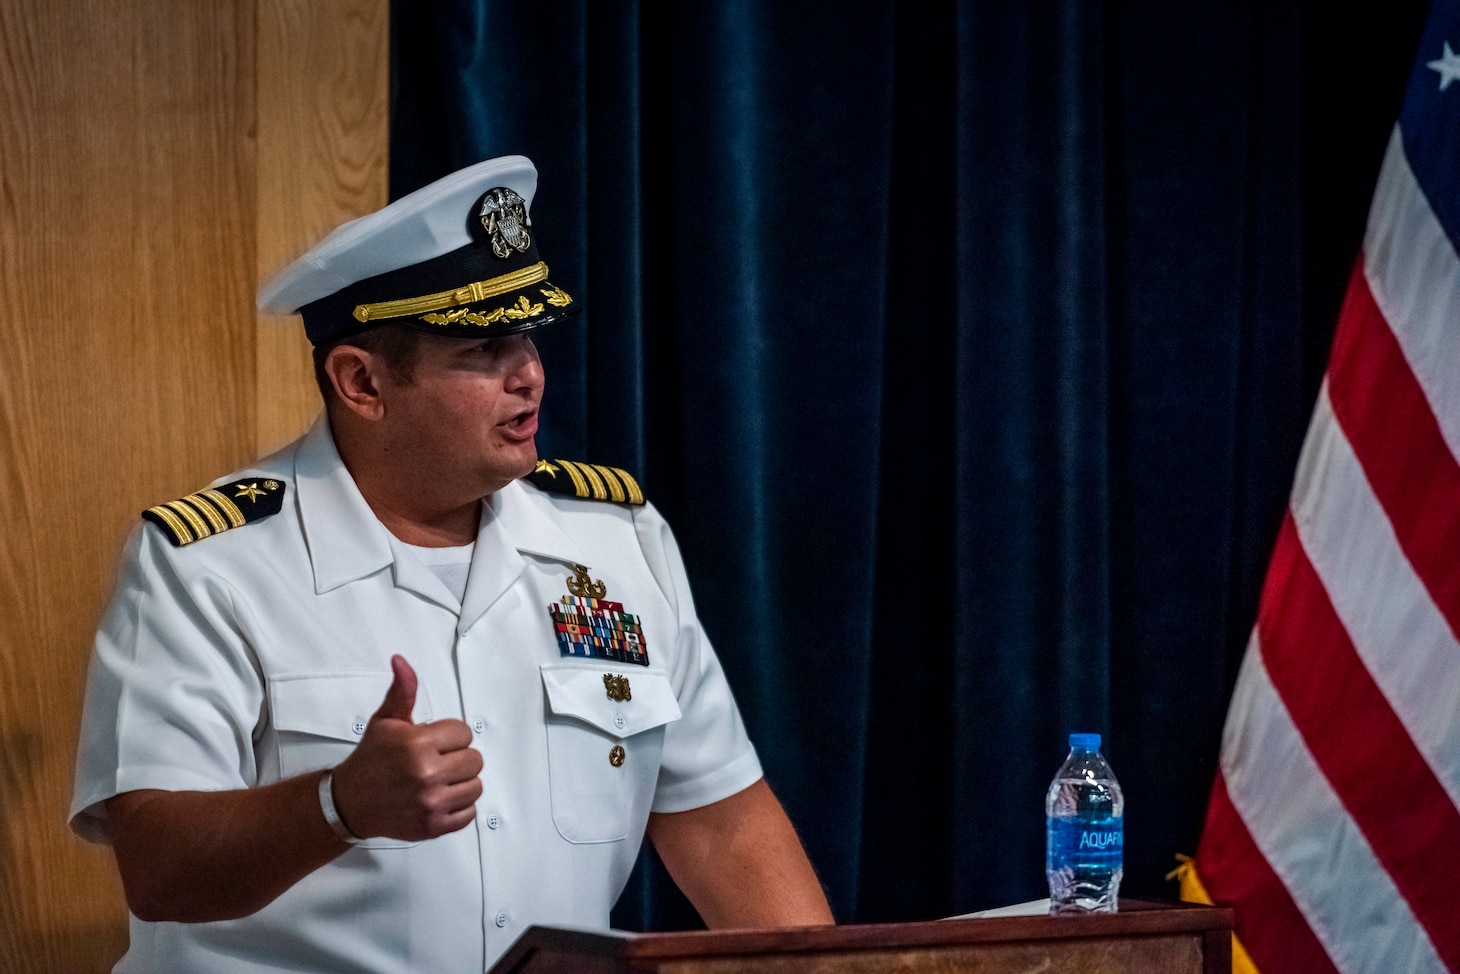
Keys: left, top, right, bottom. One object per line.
{"left": 490, "top": 900, "right": 1233, "bottom": 974}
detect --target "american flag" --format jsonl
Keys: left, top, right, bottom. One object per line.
{"left": 1181, "top": 2, "right": 1460, "bottom": 971}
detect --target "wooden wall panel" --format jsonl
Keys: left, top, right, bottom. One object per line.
{"left": 0, "top": 3, "right": 256, "bottom": 969}
{"left": 257, "top": 0, "right": 389, "bottom": 454}
{"left": 0, "top": 1, "right": 386, "bottom": 970}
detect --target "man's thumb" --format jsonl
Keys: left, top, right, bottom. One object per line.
{"left": 373, "top": 654, "right": 417, "bottom": 723}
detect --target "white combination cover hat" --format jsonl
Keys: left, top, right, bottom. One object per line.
{"left": 258, "top": 155, "right": 578, "bottom": 345}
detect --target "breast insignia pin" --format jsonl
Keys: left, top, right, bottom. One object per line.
{"left": 547, "top": 565, "right": 649, "bottom": 666}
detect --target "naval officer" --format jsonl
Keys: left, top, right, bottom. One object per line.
{"left": 71, "top": 155, "right": 832, "bottom": 972}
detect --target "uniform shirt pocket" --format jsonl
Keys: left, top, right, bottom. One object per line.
{"left": 269, "top": 671, "right": 435, "bottom": 849}
{"left": 540, "top": 664, "right": 682, "bottom": 844}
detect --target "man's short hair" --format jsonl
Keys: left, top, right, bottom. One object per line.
{"left": 312, "top": 324, "right": 423, "bottom": 402}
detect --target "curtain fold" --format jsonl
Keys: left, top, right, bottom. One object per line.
{"left": 391, "top": 0, "right": 1429, "bottom": 927}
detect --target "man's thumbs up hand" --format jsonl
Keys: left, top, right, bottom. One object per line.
{"left": 328, "top": 655, "right": 483, "bottom": 842}
{"left": 373, "top": 654, "right": 419, "bottom": 723}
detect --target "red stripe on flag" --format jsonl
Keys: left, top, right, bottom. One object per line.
{"left": 1327, "top": 257, "right": 1460, "bottom": 637}
{"left": 1260, "top": 513, "right": 1460, "bottom": 969}
{"left": 1196, "top": 770, "right": 1339, "bottom": 974}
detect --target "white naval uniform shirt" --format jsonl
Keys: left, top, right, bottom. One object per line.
{"left": 71, "top": 418, "right": 762, "bottom": 973}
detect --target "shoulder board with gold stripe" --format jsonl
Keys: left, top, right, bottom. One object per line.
{"left": 141, "top": 478, "right": 287, "bottom": 547}
{"left": 523, "top": 459, "right": 645, "bottom": 506}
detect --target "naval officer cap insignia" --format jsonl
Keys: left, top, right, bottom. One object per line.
{"left": 257, "top": 155, "right": 580, "bottom": 346}
{"left": 142, "top": 478, "right": 287, "bottom": 547}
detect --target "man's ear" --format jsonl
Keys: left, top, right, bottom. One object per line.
{"left": 324, "top": 344, "right": 386, "bottom": 420}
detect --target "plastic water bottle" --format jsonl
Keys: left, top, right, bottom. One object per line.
{"left": 1046, "top": 732, "right": 1124, "bottom": 913}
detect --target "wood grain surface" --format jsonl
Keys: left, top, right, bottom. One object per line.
{"left": 257, "top": 0, "right": 388, "bottom": 454}
{"left": 655, "top": 936, "right": 1205, "bottom": 974}
{"left": 489, "top": 907, "right": 1236, "bottom": 974}
{"left": 0, "top": 1, "right": 385, "bottom": 970}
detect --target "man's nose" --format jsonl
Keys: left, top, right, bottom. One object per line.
{"left": 503, "top": 337, "right": 543, "bottom": 389}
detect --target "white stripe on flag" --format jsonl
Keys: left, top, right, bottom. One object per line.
{"left": 1363, "top": 128, "right": 1460, "bottom": 466}
{"left": 1221, "top": 641, "right": 1446, "bottom": 974}
{"left": 1292, "top": 382, "right": 1460, "bottom": 812}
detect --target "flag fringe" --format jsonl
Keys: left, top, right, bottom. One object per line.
{"left": 1170, "top": 855, "right": 1262, "bottom": 974}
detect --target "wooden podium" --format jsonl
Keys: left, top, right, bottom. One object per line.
{"left": 489, "top": 900, "right": 1232, "bottom": 973}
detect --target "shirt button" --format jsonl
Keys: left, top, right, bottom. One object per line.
{"left": 351, "top": 719, "right": 366, "bottom": 735}
{"left": 487, "top": 813, "right": 501, "bottom": 830}
{"left": 495, "top": 912, "right": 508, "bottom": 928}
{"left": 613, "top": 713, "right": 626, "bottom": 730}
{"left": 473, "top": 718, "right": 486, "bottom": 735}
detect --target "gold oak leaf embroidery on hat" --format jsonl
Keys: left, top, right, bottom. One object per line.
{"left": 547, "top": 565, "right": 649, "bottom": 667}
{"left": 142, "top": 478, "right": 287, "bottom": 548}
{"left": 419, "top": 294, "right": 559, "bottom": 329}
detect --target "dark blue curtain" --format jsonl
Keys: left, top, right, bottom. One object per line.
{"left": 391, "top": 0, "right": 1430, "bottom": 926}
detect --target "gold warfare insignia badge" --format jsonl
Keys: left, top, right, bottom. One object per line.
{"left": 547, "top": 565, "right": 649, "bottom": 666}
{"left": 604, "top": 673, "right": 631, "bottom": 702}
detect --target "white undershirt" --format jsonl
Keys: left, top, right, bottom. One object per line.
{"left": 399, "top": 540, "right": 475, "bottom": 605}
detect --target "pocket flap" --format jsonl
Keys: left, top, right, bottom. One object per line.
{"left": 270, "top": 671, "right": 435, "bottom": 740}
{"left": 540, "top": 665, "right": 681, "bottom": 737}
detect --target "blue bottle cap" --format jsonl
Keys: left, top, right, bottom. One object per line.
{"left": 1069, "top": 732, "right": 1102, "bottom": 751}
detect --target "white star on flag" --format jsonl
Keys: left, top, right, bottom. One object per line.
{"left": 1428, "top": 39, "right": 1460, "bottom": 90}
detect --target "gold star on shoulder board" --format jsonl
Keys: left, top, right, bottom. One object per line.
{"left": 235, "top": 482, "right": 267, "bottom": 502}
{"left": 534, "top": 460, "right": 560, "bottom": 477}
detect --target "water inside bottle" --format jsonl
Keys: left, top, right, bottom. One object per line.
{"left": 1046, "top": 777, "right": 1123, "bottom": 913}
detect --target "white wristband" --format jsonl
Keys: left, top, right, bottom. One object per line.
{"left": 318, "top": 769, "right": 361, "bottom": 844}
